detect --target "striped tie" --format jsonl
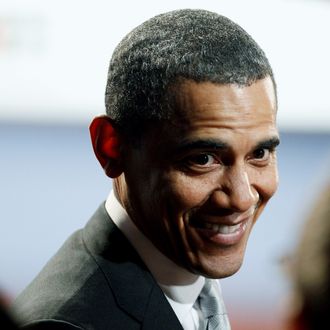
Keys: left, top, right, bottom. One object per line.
{"left": 198, "top": 279, "right": 231, "bottom": 330}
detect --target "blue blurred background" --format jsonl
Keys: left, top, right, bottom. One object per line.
{"left": 1, "top": 1, "right": 329, "bottom": 329}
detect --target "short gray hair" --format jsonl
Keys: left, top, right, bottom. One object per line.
{"left": 105, "top": 9, "right": 275, "bottom": 138}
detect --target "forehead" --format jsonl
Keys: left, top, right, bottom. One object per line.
{"left": 170, "top": 77, "right": 277, "bottom": 126}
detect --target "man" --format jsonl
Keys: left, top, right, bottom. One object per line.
{"left": 12, "top": 9, "right": 280, "bottom": 330}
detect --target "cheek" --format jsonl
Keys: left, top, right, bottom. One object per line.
{"left": 165, "top": 173, "right": 217, "bottom": 214}
{"left": 254, "top": 164, "right": 279, "bottom": 204}
{"left": 265, "top": 164, "right": 279, "bottom": 197}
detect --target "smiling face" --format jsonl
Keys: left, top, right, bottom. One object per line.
{"left": 117, "top": 77, "right": 279, "bottom": 278}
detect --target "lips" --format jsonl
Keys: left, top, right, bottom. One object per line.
{"left": 188, "top": 211, "right": 253, "bottom": 246}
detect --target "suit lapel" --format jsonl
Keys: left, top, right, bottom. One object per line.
{"left": 83, "top": 203, "right": 183, "bottom": 329}
{"left": 141, "top": 285, "right": 184, "bottom": 330}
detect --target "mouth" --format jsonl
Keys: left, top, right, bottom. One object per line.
{"left": 203, "top": 221, "right": 246, "bottom": 234}
{"left": 188, "top": 211, "right": 254, "bottom": 246}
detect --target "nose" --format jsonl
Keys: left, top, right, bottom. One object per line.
{"left": 213, "top": 165, "right": 259, "bottom": 212}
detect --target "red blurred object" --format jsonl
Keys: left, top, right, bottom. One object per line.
{"left": 228, "top": 306, "right": 287, "bottom": 330}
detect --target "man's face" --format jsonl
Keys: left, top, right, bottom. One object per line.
{"left": 120, "top": 77, "right": 279, "bottom": 278}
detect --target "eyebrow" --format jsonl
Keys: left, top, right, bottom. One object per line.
{"left": 254, "top": 137, "right": 280, "bottom": 150}
{"left": 175, "top": 139, "right": 230, "bottom": 153}
{"left": 174, "top": 136, "right": 280, "bottom": 154}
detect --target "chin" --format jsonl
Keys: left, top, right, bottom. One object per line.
{"left": 188, "top": 254, "right": 245, "bottom": 279}
{"left": 194, "top": 242, "right": 249, "bottom": 279}
{"left": 204, "top": 263, "right": 243, "bottom": 279}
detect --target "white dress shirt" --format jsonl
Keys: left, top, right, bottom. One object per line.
{"left": 105, "top": 190, "right": 223, "bottom": 330}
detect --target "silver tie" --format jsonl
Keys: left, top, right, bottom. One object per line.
{"left": 198, "top": 279, "right": 231, "bottom": 330}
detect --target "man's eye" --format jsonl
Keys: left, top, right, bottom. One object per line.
{"left": 187, "top": 154, "right": 216, "bottom": 166}
{"left": 253, "top": 148, "right": 270, "bottom": 160}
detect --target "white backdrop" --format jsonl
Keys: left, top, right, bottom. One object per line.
{"left": 0, "top": 0, "right": 330, "bottom": 131}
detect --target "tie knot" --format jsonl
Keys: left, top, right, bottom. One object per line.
{"left": 198, "top": 279, "right": 231, "bottom": 330}
{"left": 199, "top": 279, "right": 222, "bottom": 318}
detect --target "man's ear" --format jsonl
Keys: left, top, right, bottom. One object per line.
{"left": 89, "top": 115, "right": 123, "bottom": 178}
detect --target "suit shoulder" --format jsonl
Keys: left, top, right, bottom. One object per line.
{"left": 12, "top": 229, "right": 103, "bottom": 327}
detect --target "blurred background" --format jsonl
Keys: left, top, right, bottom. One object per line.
{"left": 1, "top": 0, "right": 329, "bottom": 329}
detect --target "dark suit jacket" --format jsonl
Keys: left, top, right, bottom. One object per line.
{"left": 12, "top": 204, "right": 183, "bottom": 330}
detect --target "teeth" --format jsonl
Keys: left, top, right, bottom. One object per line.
{"left": 204, "top": 222, "right": 241, "bottom": 234}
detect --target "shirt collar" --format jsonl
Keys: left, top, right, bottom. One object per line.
{"left": 105, "top": 189, "right": 205, "bottom": 306}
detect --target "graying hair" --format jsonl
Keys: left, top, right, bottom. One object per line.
{"left": 105, "top": 9, "right": 275, "bottom": 138}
